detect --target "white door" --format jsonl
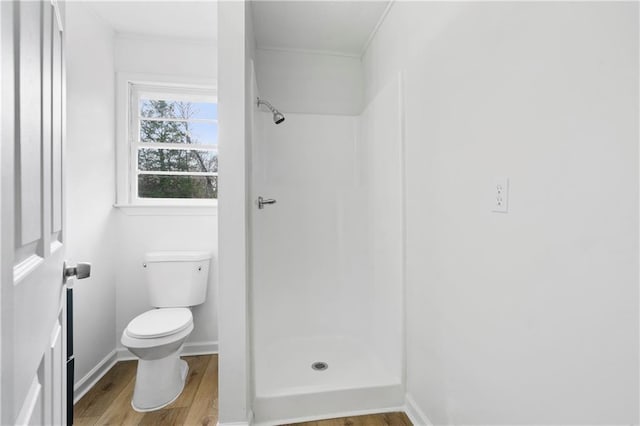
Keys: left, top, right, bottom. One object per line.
{"left": 1, "top": 1, "right": 68, "bottom": 425}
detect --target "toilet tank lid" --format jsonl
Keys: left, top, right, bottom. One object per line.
{"left": 145, "top": 251, "right": 211, "bottom": 262}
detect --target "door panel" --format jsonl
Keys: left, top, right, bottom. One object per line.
{"left": 2, "top": 1, "right": 67, "bottom": 424}
{"left": 42, "top": 0, "right": 53, "bottom": 255}
{"left": 15, "top": 375, "right": 43, "bottom": 425}
{"left": 44, "top": 316, "right": 64, "bottom": 425}
{"left": 51, "top": 9, "right": 62, "bottom": 237}
{"left": 17, "top": 0, "right": 43, "bottom": 249}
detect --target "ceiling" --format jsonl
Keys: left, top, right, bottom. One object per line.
{"left": 251, "top": 1, "right": 390, "bottom": 56}
{"left": 87, "top": 1, "right": 217, "bottom": 41}
{"left": 85, "top": 1, "right": 389, "bottom": 55}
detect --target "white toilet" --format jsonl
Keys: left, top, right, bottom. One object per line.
{"left": 121, "top": 251, "right": 211, "bottom": 412}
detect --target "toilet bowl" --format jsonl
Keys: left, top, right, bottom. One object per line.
{"left": 121, "top": 251, "right": 211, "bottom": 412}
{"left": 121, "top": 308, "right": 194, "bottom": 411}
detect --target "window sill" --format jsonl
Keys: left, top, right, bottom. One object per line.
{"left": 113, "top": 204, "right": 218, "bottom": 216}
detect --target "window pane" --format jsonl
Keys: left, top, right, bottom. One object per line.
{"left": 138, "top": 175, "right": 218, "bottom": 199}
{"left": 140, "top": 119, "right": 189, "bottom": 144}
{"left": 140, "top": 99, "right": 216, "bottom": 120}
{"left": 138, "top": 148, "right": 218, "bottom": 173}
{"left": 140, "top": 99, "right": 179, "bottom": 119}
{"left": 190, "top": 102, "right": 217, "bottom": 120}
{"left": 188, "top": 122, "right": 218, "bottom": 145}
{"left": 140, "top": 120, "right": 217, "bottom": 145}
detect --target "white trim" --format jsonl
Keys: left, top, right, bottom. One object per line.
{"left": 51, "top": 0, "right": 63, "bottom": 33}
{"left": 398, "top": 71, "right": 409, "bottom": 395}
{"left": 135, "top": 83, "right": 216, "bottom": 102}
{"left": 360, "top": 0, "right": 395, "bottom": 59}
{"left": 392, "top": 69, "right": 420, "bottom": 426}
{"left": 180, "top": 341, "right": 219, "bottom": 357}
{"left": 256, "top": 45, "right": 361, "bottom": 59}
{"left": 252, "top": 405, "right": 405, "bottom": 426}
{"left": 217, "top": 410, "right": 253, "bottom": 426}
{"left": 0, "top": 2, "right": 3, "bottom": 420}
{"left": 114, "top": 204, "right": 218, "bottom": 216}
{"left": 116, "top": 340, "right": 219, "bottom": 361}
{"left": 15, "top": 376, "right": 42, "bottom": 426}
{"left": 139, "top": 117, "right": 217, "bottom": 124}
{"left": 404, "top": 393, "right": 433, "bottom": 426}
{"left": 0, "top": 3, "right": 16, "bottom": 423}
{"left": 216, "top": 4, "right": 251, "bottom": 422}
{"left": 75, "top": 342, "right": 218, "bottom": 404}
{"left": 116, "top": 32, "right": 216, "bottom": 47}
{"left": 128, "top": 198, "right": 218, "bottom": 207}
{"left": 50, "top": 239, "right": 62, "bottom": 254}
{"left": 137, "top": 171, "right": 218, "bottom": 177}
{"left": 115, "top": 72, "right": 217, "bottom": 206}
{"left": 138, "top": 142, "right": 218, "bottom": 151}
{"left": 13, "top": 255, "right": 44, "bottom": 286}
{"left": 129, "top": 82, "right": 218, "bottom": 203}
{"left": 73, "top": 350, "right": 118, "bottom": 404}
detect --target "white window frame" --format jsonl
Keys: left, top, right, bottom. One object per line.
{"left": 115, "top": 72, "right": 218, "bottom": 210}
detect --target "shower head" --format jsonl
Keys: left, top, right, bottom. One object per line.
{"left": 257, "top": 97, "right": 285, "bottom": 125}
{"left": 272, "top": 111, "right": 285, "bottom": 125}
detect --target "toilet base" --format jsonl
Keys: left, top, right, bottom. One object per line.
{"left": 131, "top": 349, "right": 189, "bottom": 412}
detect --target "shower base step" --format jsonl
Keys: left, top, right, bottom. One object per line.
{"left": 252, "top": 383, "right": 404, "bottom": 426}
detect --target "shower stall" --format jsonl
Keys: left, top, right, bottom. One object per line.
{"left": 249, "top": 55, "right": 406, "bottom": 423}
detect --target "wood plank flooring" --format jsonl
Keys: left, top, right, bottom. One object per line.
{"left": 74, "top": 354, "right": 411, "bottom": 425}
{"left": 74, "top": 355, "right": 217, "bottom": 425}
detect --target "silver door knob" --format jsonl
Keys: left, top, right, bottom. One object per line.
{"left": 257, "top": 196, "right": 276, "bottom": 209}
{"left": 63, "top": 261, "right": 91, "bottom": 282}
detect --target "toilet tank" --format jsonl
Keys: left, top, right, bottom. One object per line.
{"left": 144, "top": 251, "right": 211, "bottom": 308}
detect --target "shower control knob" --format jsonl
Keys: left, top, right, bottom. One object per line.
{"left": 257, "top": 196, "right": 277, "bottom": 209}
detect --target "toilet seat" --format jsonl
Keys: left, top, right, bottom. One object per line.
{"left": 126, "top": 308, "right": 192, "bottom": 339}
{"left": 121, "top": 321, "right": 193, "bottom": 352}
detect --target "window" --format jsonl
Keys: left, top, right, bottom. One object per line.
{"left": 128, "top": 83, "right": 218, "bottom": 204}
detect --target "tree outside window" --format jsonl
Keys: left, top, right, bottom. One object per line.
{"left": 132, "top": 86, "right": 218, "bottom": 201}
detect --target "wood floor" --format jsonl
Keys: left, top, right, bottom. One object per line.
{"left": 74, "top": 355, "right": 411, "bottom": 426}
{"left": 74, "top": 355, "right": 218, "bottom": 425}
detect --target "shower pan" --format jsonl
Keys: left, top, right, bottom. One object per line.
{"left": 250, "top": 78, "right": 405, "bottom": 425}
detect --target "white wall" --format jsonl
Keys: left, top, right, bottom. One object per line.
{"left": 114, "top": 34, "right": 219, "bottom": 353}
{"left": 358, "top": 76, "right": 404, "bottom": 381}
{"left": 255, "top": 48, "right": 362, "bottom": 115}
{"left": 114, "top": 214, "right": 218, "bottom": 351}
{"left": 363, "top": 2, "right": 639, "bottom": 424}
{"left": 65, "top": 2, "right": 117, "bottom": 385}
{"left": 251, "top": 112, "right": 367, "bottom": 345}
{"left": 216, "top": 1, "right": 253, "bottom": 423}
{"left": 115, "top": 34, "right": 217, "bottom": 78}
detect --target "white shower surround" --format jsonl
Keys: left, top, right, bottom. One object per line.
{"left": 250, "top": 77, "right": 404, "bottom": 424}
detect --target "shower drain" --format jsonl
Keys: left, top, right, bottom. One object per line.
{"left": 311, "top": 361, "right": 328, "bottom": 371}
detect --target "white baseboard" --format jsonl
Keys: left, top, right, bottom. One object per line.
{"left": 404, "top": 393, "right": 433, "bottom": 426}
{"left": 253, "top": 405, "right": 404, "bottom": 426}
{"left": 75, "top": 341, "right": 218, "bottom": 403}
{"left": 73, "top": 350, "right": 118, "bottom": 404}
{"left": 217, "top": 409, "right": 253, "bottom": 426}
{"left": 116, "top": 340, "right": 219, "bottom": 361}
{"left": 181, "top": 340, "right": 219, "bottom": 356}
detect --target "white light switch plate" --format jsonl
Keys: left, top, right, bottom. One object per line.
{"left": 492, "top": 177, "right": 509, "bottom": 213}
